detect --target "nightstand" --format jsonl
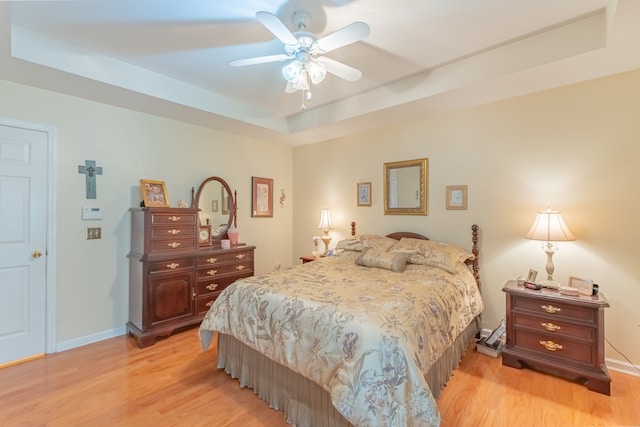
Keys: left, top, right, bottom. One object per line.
{"left": 502, "top": 280, "right": 611, "bottom": 394}
{"left": 299, "top": 255, "right": 320, "bottom": 264}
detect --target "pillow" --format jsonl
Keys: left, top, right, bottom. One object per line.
{"left": 354, "top": 247, "right": 411, "bottom": 273}
{"left": 359, "top": 234, "right": 398, "bottom": 252}
{"left": 335, "top": 234, "right": 398, "bottom": 252}
{"left": 389, "top": 238, "right": 474, "bottom": 274}
{"left": 335, "top": 237, "right": 364, "bottom": 252}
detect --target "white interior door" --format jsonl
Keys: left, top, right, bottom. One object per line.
{"left": 0, "top": 121, "right": 48, "bottom": 365}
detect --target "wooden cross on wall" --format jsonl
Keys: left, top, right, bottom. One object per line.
{"left": 78, "top": 160, "right": 103, "bottom": 199}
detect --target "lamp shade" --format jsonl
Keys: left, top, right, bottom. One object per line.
{"left": 318, "top": 209, "right": 332, "bottom": 230}
{"left": 525, "top": 208, "right": 575, "bottom": 242}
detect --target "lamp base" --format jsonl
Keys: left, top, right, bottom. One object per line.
{"left": 539, "top": 279, "right": 561, "bottom": 290}
{"left": 321, "top": 235, "right": 331, "bottom": 256}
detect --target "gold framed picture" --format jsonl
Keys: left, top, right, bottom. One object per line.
{"left": 446, "top": 185, "right": 467, "bottom": 210}
{"left": 140, "top": 179, "right": 169, "bottom": 207}
{"left": 252, "top": 176, "right": 273, "bottom": 217}
{"left": 357, "top": 182, "right": 371, "bottom": 206}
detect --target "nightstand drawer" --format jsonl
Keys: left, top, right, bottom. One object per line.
{"left": 512, "top": 313, "right": 595, "bottom": 341}
{"left": 513, "top": 328, "right": 595, "bottom": 366}
{"left": 512, "top": 295, "right": 596, "bottom": 324}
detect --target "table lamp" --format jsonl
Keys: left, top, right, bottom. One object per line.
{"left": 524, "top": 207, "right": 575, "bottom": 289}
{"left": 318, "top": 209, "right": 333, "bottom": 256}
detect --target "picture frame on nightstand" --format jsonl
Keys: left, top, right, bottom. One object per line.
{"left": 568, "top": 275, "right": 594, "bottom": 296}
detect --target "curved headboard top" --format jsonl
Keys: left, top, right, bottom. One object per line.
{"left": 386, "top": 231, "right": 429, "bottom": 241}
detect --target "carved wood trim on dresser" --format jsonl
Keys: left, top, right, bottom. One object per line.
{"left": 127, "top": 207, "right": 255, "bottom": 348}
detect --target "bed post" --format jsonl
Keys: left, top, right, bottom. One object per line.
{"left": 351, "top": 221, "right": 356, "bottom": 236}
{"left": 471, "top": 224, "right": 480, "bottom": 289}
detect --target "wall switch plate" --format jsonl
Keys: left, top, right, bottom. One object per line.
{"left": 86, "top": 227, "right": 101, "bottom": 240}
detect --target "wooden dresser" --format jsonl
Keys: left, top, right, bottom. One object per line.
{"left": 127, "top": 207, "right": 255, "bottom": 348}
{"left": 502, "top": 280, "right": 610, "bottom": 394}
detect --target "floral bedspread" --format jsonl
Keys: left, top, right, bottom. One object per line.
{"left": 199, "top": 250, "right": 483, "bottom": 427}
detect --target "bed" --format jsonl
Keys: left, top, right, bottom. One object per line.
{"left": 199, "top": 225, "right": 482, "bottom": 427}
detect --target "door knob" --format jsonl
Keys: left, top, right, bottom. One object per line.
{"left": 32, "top": 250, "right": 42, "bottom": 259}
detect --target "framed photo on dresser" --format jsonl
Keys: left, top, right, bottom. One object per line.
{"left": 140, "top": 179, "right": 169, "bottom": 207}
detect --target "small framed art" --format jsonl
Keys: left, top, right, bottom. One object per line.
{"left": 568, "top": 276, "right": 594, "bottom": 296}
{"left": 140, "top": 179, "right": 169, "bottom": 207}
{"left": 357, "top": 182, "right": 372, "bottom": 206}
{"left": 252, "top": 176, "right": 273, "bottom": 217}
{"left": 446, "top": 185, "right": 467, "bottom": 210}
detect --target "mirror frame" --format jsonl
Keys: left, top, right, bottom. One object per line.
{"left": 383, "top": 158, "right": 429, "bottom": 215}
{"left": 194, "top": 176, "right": 235, "bottom": 241}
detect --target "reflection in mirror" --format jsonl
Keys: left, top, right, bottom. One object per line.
{"left": 194, "top": 176, "right": 235, "bottom": 240}
{"left": 384, "top": 158, "right": 428, "bottom": 215}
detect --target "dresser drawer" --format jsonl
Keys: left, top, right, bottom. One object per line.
{"left": 197, "top": 250, "right": 254, "bottom": 267}
{"left": 150, "top": 225, "right": 197, "bottom": 239}
{"left": 197, "top": 272, "right": 253, "bottom": 296}
{"left": 197, "top": 260, "right": 253, "bottom": 279}
{"left": 149, "top": 237, "right": 198, "bottom": 253}
{"left": 512, "top": 313, "right": 595, "bottom": 341}
{"left": 150, "top": 212, "right": 197, "bottom": 226}
{"left": 512, "top": 328, "right": 595, "bottom": 366}
{"left": 148, "top": 257, "right": 196, "bottom": 274}
{"left": 512, "top": 295, "right": 596, "bottom": 324}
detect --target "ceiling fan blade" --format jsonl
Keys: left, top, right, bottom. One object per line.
{"left": 230, "top": 54, "right": 292, "bottom": 67}
{"left": 319, "top": 57, "right": 362, "bottom": 81}
{"left": 314, "top": 22, "right": 370, "bottom": 53}
{"left": 256, "top": 11, "right": 299, "bottom": 46}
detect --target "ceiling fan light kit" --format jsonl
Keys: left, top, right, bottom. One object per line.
{"left": 230, "top": 10, "right": 370, "bottom": 110}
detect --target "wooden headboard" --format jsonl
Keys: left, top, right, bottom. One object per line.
{"left": 349, "top": 221, "right": 480, "bottom": 289}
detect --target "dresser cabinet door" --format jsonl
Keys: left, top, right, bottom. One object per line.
{"left": 147, "top": 271, "right": 195, "bottom": 326}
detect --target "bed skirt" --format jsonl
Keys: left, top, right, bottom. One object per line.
{"left": 216, "top": 320, "right": 478, "bottom": 427}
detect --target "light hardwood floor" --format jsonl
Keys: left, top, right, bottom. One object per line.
{"left": 1, "top": 329, "right": 638, "bottom": 426}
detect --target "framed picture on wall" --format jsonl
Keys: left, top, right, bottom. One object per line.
{"left": 252, "top": 176, "right": 273, "bottom": 217}
{"left": 357, "top": 182, "right": 372, "bottom": 206}
{"left": 140, "top": 179, "right": 170, "bottom": 207}
{"left": 446, "top": 185, "right": 467, "bottom": 210}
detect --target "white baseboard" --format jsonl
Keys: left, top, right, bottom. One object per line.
{"left": 55, "top": 326, "right": 127, "bottom": 353}
{"left": 480, "top": 328, "right": 640, "bottom": 378}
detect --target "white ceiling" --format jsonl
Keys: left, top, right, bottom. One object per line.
{"left": 1, "top": 0, "right": 639, "bottom": 146}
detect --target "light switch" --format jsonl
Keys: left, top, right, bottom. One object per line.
{"left": 86, "top": 227, "right": 101, "bottom": 240}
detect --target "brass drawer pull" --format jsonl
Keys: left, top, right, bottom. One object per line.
{"left": 539, "top": 340, "right": 563, "bottom": 352}
{"left": 168, "top": 242, "right": 181, "bottom": 249}
{"left": 236, "top": 254, "right": 246, "bottom": 260}
{"left": 169, "top": 216, "right": 181, "bottom": 222}
{"left": 168, "top": 229, "right": 181, "bottom": 235}
{"left": 541, "top": 322, "right": 561, "bottom": 332}
{"left": 206, "top": 270, "right": 218, "bottom": 276}
{"left": 206, "top": 257, "right": 217, "bottom": 264}
{"left": 166, "top": 262, "right": 179, "bottom": 269}
{"left": 206, "top": 283, "right": 219, "bottom": 291}
{"left": 236, "top": 265, "right": 246, "bottom": 271}
{"left": 206, "top": 300, "right": 214, "bottom": 308}
{"left": 541, "top": 304, "right": 561, "bottom": 314}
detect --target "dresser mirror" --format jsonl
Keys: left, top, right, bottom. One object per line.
{"left": 383, "top": 158, "right": 428, "bottom": 215}
{"left": 194, "top": 176, "right": 235, "bottom": 240}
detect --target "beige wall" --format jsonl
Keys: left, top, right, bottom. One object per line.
{"left": 2, "top": 67, "right": 639, "bottom": 369}
{"left": 0, "top": 80, "right": 293, "bottom": 345}
{"left": 293, "top": 69, "right": 640, "bottom": 368}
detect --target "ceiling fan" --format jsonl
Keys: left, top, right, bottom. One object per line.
{"left": 230, "top": 11, "right": 370, "bottom": 107}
